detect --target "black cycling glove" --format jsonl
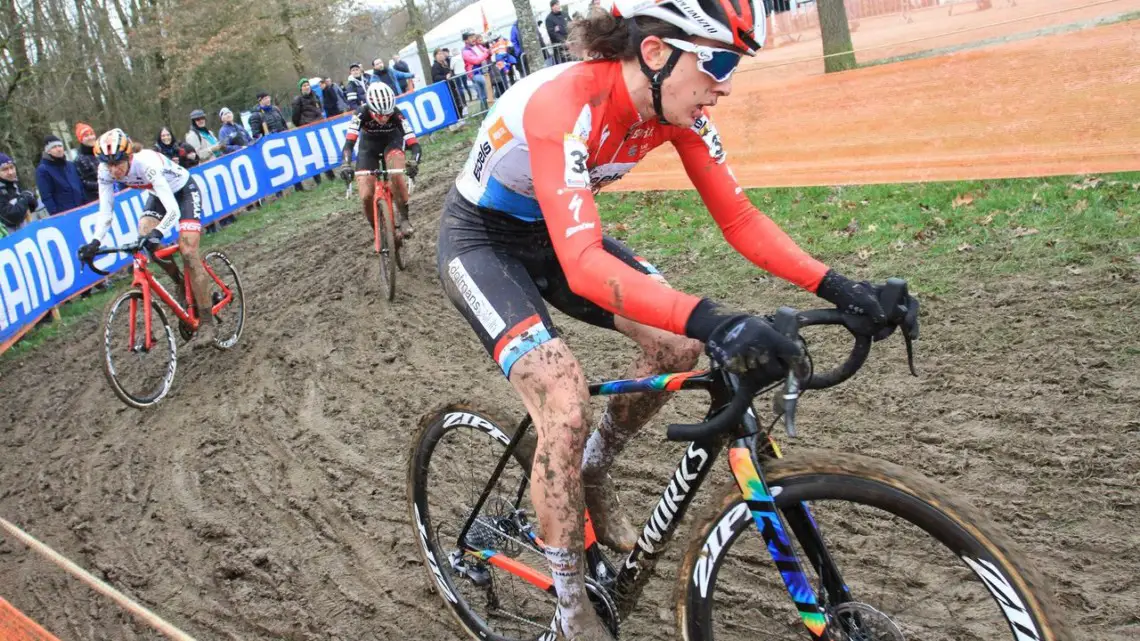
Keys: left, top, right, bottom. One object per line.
{"left": 686, "top": 299, "right": 802, "bottom": 377}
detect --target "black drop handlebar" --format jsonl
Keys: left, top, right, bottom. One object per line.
{"left": 665, "top": 278, "right": 917, "bottom": 443}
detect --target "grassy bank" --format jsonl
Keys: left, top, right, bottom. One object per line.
{"left": 598, "top": 174, "right": 1140, "bottom": 298}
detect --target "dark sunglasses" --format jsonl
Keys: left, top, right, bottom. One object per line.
{"left": 663, "top": 38, "right": 743, "bottom": 83}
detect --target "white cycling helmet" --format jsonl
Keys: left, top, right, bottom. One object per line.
{"left": 611, "top": 0, "right": 765, "bottom": 55}
{"left": 366, "top": 82, "right": 397, "bottom": 115}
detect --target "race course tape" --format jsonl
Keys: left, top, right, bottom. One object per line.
{"left": 0, "top": 597, "right": 61, "bottom": 641}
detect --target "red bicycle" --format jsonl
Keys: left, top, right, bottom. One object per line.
{"left": 356, "top": 168, "right": 409, "bottom": 301}
{"left": 81, "top": 241, "right": 245, "bottom": 408}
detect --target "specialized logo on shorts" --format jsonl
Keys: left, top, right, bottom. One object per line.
{"left": 447, "top": 257, "right": 506, "bottom": 337}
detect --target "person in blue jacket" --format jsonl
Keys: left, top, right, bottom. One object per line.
{"left": 35, "top": 135, "right": 87, "bottom": 215}
{"left": 366, "top": 58, "right": 415, "bottom": 95}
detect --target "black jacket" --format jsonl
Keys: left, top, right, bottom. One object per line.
{"left": 292, "top": 92, "right": 325, "bottom": 127}
{"left": 431, "top": 61, "right": 450, "bottom": 84}
{"left": 344, "top": 77, "right": 368, "bottom": 109}
{"left": 74, "top": 144, "right": 100, "bottom": 202}
{"left": 249, "top": 105, "right": 289, "bottom": 138}
{"left": 322, "top": 83, "right": 349, "bottom": 117}
{"left": 545, "top": 10, "right": 569, "bottom": 44}
{"left": 0, "top": 178, "right": 36, "bottom": 232}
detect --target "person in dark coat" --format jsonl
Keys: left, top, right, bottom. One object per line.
{"left": 545, "top": 0, "right": 570, "bottom": 64}
{"left": 292, "top": 79, "right": 333, "bottom": 183}
{"left": 0, "top": 152, "right": 37, "bottom": 235}
{"left": 35, "top": 135, "right": 86, "bottom": 215}
{"left": 154, "top": 127, "right": 199, "bottom": 169}
{"left": 345, "top": 63, "right": 368, "bottom": 110}
{"left": 73, "top": 122, "right": 100, "bottom": 203}
{"left": 248, "top": 92, "right": 288, "bottom": 139}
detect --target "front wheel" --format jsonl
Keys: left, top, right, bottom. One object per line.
{"left": 375, "top": 193, "right": 397, "bottom": 301}
{"left": 102, "top": 290, "right": 177, "bottom": 409}
{"left": 676, "top": 451, "right": 1071, "bottom": 641}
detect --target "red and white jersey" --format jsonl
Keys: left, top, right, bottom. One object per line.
{"left": 455, "top": 60, "right": 828, "bottom": 336}
{"left": 94, "top": 149, "right": 190, "bottom": 241}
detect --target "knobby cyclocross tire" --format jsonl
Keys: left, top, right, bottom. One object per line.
{"left": 102, "top": 290, "right": 177, "bottom": 409}
{"left": 202, "top": 250, "right": 246, "bottom": 350}
{"left": 675, "top": 451, "right": 1072, "bottom": 641}
{"left": 376, "top": 194, "right": 398, "bottom": 301}
{"left": 408, "top": 403, "right": 546, "bottom": 641}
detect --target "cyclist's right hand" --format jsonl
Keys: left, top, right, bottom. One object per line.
{"left": 339, "top": 161, "right": 355, "bottom": 183}
{"left": 77, "top": 239, "right": 101, "bottom": 263}
{"left": 686, "top": 300, "right": 802, "bottom": 377}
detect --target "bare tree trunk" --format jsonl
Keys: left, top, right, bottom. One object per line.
{"left": 818, "top": 0, "right": 856, "bottom": 73}
{"left": 276, "top": 0, "right": 307, "bottom": 78}
{"left": 403, "top": 0, "right": 431, "bottom": 90}
{"left": 510, "top": 0, "right": 542, "bottom": 75}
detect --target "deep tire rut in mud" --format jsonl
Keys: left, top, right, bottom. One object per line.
{"left": 1, "top": 158, "right": 1137, "bottom": 640}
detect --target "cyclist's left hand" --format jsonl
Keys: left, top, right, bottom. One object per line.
{"left": 338, "top": 162, "right": 355, "bottom": 183}
{"left": 405, "top": 161, "right": 419, "bottom": 180}
{"left": 140, "top": 229, "right": 164, "bottom": 255}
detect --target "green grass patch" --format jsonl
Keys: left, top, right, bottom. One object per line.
{"left": 597, "top": 173, "right": 1140, "bottom": 298}
{"left": 1, "top": 180, "right": 348, "bottom": 361}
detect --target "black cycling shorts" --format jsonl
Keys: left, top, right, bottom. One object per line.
{"left": 437, "top": 186, "right": 663, "bottom": 378}
{"left": 356, "top": 131, "right": 406, "bottom": 172}
{"left": 141, "top": 180, "right": 202, "bottom": 233}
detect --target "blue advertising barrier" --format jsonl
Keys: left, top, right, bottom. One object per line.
{"left": 0, "top": 82, "right": 460, "bottom": 347}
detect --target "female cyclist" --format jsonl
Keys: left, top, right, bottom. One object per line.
{"left": 436, "top": 2, "right": 916, "bottom": 638}
{"left": 78, "top": 129, "right": 216, "bottom": 342}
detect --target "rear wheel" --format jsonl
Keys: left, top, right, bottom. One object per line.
{"left": 102, "top": 290, "right": 177, "bottom": 409}
{"left": 202, "top": 250, "right": 245, "bottom": 349}
{"left": 375, "top": 193, "right": 397, "bottom": 301}
{"left": 408, "top": 404, "right": 557, "bottom": 641}
{"left": 676, "top": 451, "right": 1072, "bottom": 641}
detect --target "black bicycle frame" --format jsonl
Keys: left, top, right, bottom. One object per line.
{"left": 454, "top": 369, "right": 851, "bottom": 634}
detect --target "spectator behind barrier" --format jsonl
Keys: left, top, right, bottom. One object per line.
{"left": 345, "top": 63, "right": 368, "bottom": 110}
{"left": 462, "top": 31, "right": 491, "bottom": 111}
{"left": 292, "top": 79, "right": 333, "bottom": 184}
{"left": 367, "top": 58, "right": 415, "bottom": 96}
{"left": 448, "top": 47, "right": 473, "bottom": 106}
{"left": 249, "top": 91, "right": 289, "bottom": 139}
{"left": 308, "top": 76, "right": 326, "bottom": 116}
{"left": 73, "top": 122, "right": 100, "bottom": 203}
{"left": 186, "top": 109, "right": 222, "bottom": 163}
{"left": 154, "top": 126, "right": 199, "bottom": 169}
{"left": 218, "top": 107, "right": 253, "bottom": 153}
{"left": 0, "top": 152, "right": 37, "bottom": 236}
{"left": 320, "top": 77, "right": 350, "bottom": 117}
{"left": 391, "top": 54, "right": 412, "bottom": 93}
{"left": 545, "top": 0, "right": 569, "bottom": 64}
{"left": 35, "top": 135, "right": 86, "bottom": 215}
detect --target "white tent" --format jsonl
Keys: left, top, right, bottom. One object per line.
{"left": 396, "top": 0, "right": 595, "bottom": 87}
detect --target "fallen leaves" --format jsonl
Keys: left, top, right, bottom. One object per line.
{"left": 1070, "top": 177, "right": 1102, "bottom": 191}
{"left": 1011, "top": 227, "right": 1040, "bottom": 238}
{"left": 857, "top": 247, "right": 875, "bottom": 260}
{"left": 957, "top": 243, "right": 974, "bottom": 252}
{"left": 835, "top": 218, "right": 859, "bottom": 237}
{"left": 1065, "top": 265, "right": 1083, "bottom": 275}
{"left": 1073, "top": 199, "right": 1089, "bottom": 214}
{"left": 978, "top": 213, "right": 995, "bottom": 226}
{"left": 952, "top": 193, "right": 976, "bottom": 208}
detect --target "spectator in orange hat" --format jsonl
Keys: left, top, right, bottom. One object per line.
{"left": 74, "top": 122, "right": 100, "bottom": 203}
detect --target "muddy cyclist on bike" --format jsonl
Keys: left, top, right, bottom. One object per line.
{"left": 340, "top": 82, "right": 422, "bottom": 239}
{"left": 436, "top": 1, "right": 917, "bottom": 639}
{"left": 78, "top": 128, "right": 218, "bottom": 343}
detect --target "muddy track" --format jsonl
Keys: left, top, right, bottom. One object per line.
{"left": 0, "top": 155, "right": 1137, "bottom": 640}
